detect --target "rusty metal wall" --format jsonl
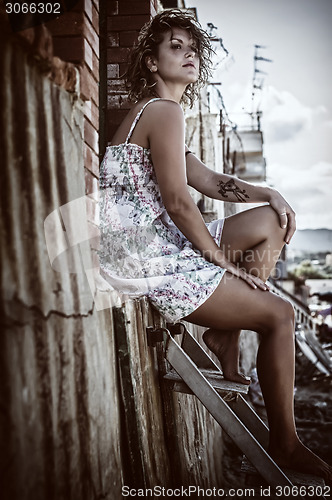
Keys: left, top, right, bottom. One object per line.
{"left": 0, "top": 36, "right": 123, "bottom": 500}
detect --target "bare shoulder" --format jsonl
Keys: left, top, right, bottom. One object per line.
{"left": 144, "top": 99, "right": 185, "bottom": 144}
{"left": 145, "top": 99, "right": 184, "bottom": 123}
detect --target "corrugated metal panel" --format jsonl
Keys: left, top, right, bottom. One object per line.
{"left": 1, "top": 39, "right": 91, "bottom": 317}
{"left": 0, "top": 38, "right": 123, "bottom": 500}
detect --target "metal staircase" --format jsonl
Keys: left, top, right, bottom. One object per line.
{"left": 147, "top": 322, "right": 327, "bottom": 492}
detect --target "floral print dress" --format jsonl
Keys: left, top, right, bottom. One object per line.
{"left": 99, "top": 98, "right": 226, "bottom": 323}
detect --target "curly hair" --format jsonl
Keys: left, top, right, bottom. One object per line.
{"left": 124, "top": 9, "right": 214, "bottom": 108}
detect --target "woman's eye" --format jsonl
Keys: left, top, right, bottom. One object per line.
{"left": 171, "top": 44, "right": 181, "bottom": 49}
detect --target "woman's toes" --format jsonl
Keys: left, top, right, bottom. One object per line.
{"left": 225, "top": 372, "right": 251, "bottom": 385}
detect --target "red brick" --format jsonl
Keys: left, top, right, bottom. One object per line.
{"left": 107, "top": 93, "right": 131, "bottom": 110}
{"left": 92, "top": 0, "right": 99, "bottom": 13}
{"left": 107, "top": 79, "right": 126, "bottom": 93}
{"left": 92, "top": 49, "right": 99, "bottom": 78}
{"left": 107, "top": 47, "right": 130, "bottom": 63}
{"left": 83, "top": 13, "right": 99, "bottom": 57}
{"left": 84, "top": 97, "right": 99, "bottom": 131}
{"left": 82, "top": 38, "right": 99, "bottom": 77}
{"left": 84, "top": 119, "right": 99, "bottom": 154}
{"left": 118, "top": 0, "right": 151, "bottom": 15}
{"left": 107, "top": 32, "right": 119, "bottom": 47}
{"left": 84, "top": 38, "right": 93, "bottom": 72}
{"left": 107, "top": 63, "right": 119, "bottom": 78}
{"left": 83, "top": 0, "right": 93, "bottom": 25}
{"left": 119, "top": 30, "right": 139, "bottom": 47}
{"left": 91, "top": 3, "right": 99, "bottom": 35}
{"left": 107, "top": 1, "right": 119, "bottom": 15}
{"left": 85, "top": 168, "right": 99, "bottom": 198}
{"left": 44, "top": 11, "right": 84, "bottom": 36}
{"left": 79, "top": 64, "right": 99, "bottom": 104}
{"left": 107, "top": 14, "right": 149, "bottom": 31}
{"left": 71, "top": 0, "right": 96, "bottom": 22}
{"left": 84, "top": 143, "right": 100, "bottom": 177}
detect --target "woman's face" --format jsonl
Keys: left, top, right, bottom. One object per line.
{"left": 151, "top": 27, "right": 200, "bottom": 86}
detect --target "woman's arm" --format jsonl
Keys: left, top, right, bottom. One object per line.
{"left": 185, "top": 150, "right": 296, "bottom": 244}
{"left": 147, "top": 101, "right": 268, "bottom": 290}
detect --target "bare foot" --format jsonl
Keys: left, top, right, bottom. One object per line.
{"left": 202, "top": 328, "right": 251, "bottom": 385}
{"left": 269, "top": 440, "right": 332, "bottom": 482}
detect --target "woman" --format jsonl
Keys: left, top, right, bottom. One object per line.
{"left": 99, "top": 9, "right": 332, "bottom": 481}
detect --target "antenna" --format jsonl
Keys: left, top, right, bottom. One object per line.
{"left": 251, "top": 45, "right": 273, "bottom": 127}
{"left": 207, "top": 21, "right": 231, "bottom": 71}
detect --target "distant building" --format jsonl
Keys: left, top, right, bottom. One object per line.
{"left": 326, "top": 253, "right": 332, "bottom": 266}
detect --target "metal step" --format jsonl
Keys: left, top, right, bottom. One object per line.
{"left": 164, "top": 367, "right": 249, "bottom": 395}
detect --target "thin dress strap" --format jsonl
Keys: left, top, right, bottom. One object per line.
{"left": 125, "top": 98, "right": 162, "bottom": 144}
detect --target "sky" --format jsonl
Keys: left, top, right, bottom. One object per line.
{"left": 189, "top": 0, "right": 332, "bottom": 229}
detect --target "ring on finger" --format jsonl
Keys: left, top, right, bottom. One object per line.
{"left": 279, "top": 212, "right": 287, "bottom": 216}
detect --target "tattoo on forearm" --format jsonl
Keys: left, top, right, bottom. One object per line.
{"left": 217, "top": 179, "right": 250, "bottom": 202}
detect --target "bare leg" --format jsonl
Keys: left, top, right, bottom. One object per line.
{"left": 184, "top": 274, "right": 332, "bottom": 480}
{"left": 203, "top": 206, "right": 286, "bottom": 384}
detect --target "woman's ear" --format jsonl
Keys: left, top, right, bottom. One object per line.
{"left": 145, "top": 55, "right": 158, "bottom": 73}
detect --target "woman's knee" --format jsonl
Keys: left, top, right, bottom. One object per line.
{"left": 222, "top": 205, "right": 286, "bottom": 256}
{"left": 261, "top": 297, "right": 295, "bottom": 334}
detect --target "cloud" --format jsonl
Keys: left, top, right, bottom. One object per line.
{"left": 267, "top": 161, "right": 332, "bottom": 229}
{"left": 214, "top": 81, "right": 332, "bottom": 228}
{"left": 262, "top": 86, "right": 326, "bottom": 143}
{"left": 216, "top": 84, "right": 328, "bottom": 147}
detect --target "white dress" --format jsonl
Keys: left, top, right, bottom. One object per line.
{"left": 98, "top": 98, "right": 226, "bottom": 323}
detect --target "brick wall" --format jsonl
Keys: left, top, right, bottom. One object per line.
{"left": 105, "top": 0, "right": 161, "bottom": 144}
{"left": 46, "top": 0, "right": 100, "bottom": 233}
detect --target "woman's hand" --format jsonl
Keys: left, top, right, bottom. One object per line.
{"left": 267, "top": 188, "right": 296, "bottom": 244}
{"left": 219, "top": 257, "right": 270, "bottom": 291}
